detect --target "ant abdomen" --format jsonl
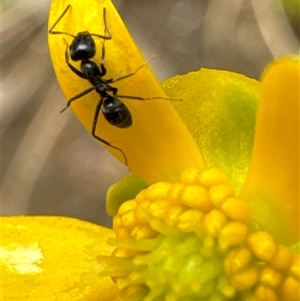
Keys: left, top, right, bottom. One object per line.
{"left": 102, "top": 97, "right": 133, "bottom": 128}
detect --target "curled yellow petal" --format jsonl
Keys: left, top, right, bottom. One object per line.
{"left": 241, "top": 57, "right": 299, "bottom": 245}
{"left": 162, "top": 68, "right": 260, "bottom": 192}
{"left": 48, "top": 0, "right": 204, "bottom": 183}
{"left": 1, "top": 216, "right": 116, "bottom": 301}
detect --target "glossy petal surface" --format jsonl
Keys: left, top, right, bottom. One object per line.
{"left": 1, "top": 216, "right": 117, "bottom": 301}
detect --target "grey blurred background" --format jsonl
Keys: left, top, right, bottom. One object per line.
{"left": 2, "top": 0, "right": 299, "bottom": 227}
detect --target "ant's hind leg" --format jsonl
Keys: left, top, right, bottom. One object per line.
{"left": 61, "top": 86, "right": 95, "bottom": 113}
{"left": 92, "top": 98, "right": 128, "bottom": 165}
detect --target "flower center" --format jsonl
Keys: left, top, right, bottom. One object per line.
{"left": 100, "top": 168, "right": 299, "bottom": 301}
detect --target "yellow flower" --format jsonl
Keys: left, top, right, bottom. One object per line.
{"left": 2, "top": 0, "right": 299, "bottom": 300}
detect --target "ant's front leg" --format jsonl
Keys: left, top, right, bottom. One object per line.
{"left": 63, "top": 38, "right": 87, "bottom": 79}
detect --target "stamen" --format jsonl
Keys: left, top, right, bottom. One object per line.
{"left": 101, "top": 168, "right": 299, "bottom": 300}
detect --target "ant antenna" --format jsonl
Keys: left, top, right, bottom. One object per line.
{"left": 49, "top": 5, "right": 111, "bottom": 40}
{"left": 48, "top": 5, "right": 76, "bottom": 38}
{"left": 90, "top": 8, "right": 112, "bottom": 40}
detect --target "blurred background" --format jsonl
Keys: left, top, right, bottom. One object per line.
{"left": 2, "top": 0, "right": 299, "bottom": 227}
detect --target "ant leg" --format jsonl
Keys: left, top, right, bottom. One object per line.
{"left": 92, "top": 98, "right": 128, "bottom": 164}
{"left": 116, "top": 95, "right": 181, "bottom": 101}
{"left": 63, "top": 39, "right": 87, "bottom": 79}
{"left": 111, "top": 56, "right": 156, "bottom": 83}
{"left": 111, "top": 87, "right": 118, "bottom": 96}
{"left": 61, "top": 87, "right": 95, "bottom": 113}
{"left": 48, "top": 5, "right": 75, "bottom": 38}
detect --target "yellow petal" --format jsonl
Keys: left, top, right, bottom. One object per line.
{"left": 241, "top": 57, "right": 299, "bottom": 245}
{"left": 107, "top": 69, "right": 259, "bottom": 215}
{"left": 1, "top": 216, "right": 117, "bottom": 301}
{"left": 162, "top": 69, "right": 260, "bottom": 192}
{"left": 48, "top": 0, "right": 204, "bottom": 183}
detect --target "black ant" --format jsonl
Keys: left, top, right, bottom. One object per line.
{"left": 49, "top": 5, "right": 178, "bottom": 165}
{"left": 49, "top": 5, "right": 112, "bottom": 61}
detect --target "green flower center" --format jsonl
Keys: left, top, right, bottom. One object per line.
{"left": 99, "top": 168, "right": 299, "bottom": 301}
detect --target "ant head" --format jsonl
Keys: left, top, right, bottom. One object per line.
{"left": 70, "top": 31, "right": 96, "bottom": 61}
{"left": 102, "top": 96, "right": 133, "bottom": 128}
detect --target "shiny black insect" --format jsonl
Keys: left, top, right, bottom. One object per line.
{"left": 49, "top": 5, "right": 176, "bottom": 165}
{"left": 48, "top": 5, "right": 112, "bottom": 60}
